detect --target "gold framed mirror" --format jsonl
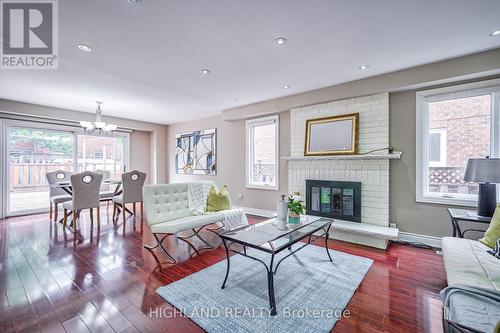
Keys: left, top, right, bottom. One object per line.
{"left": 304, "top": 113, "right": 359, "bottom": 156}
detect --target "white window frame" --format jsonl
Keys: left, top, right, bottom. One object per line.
{"left": 416, "top": 78, "right": 500, "bottom": 206}
{"left": 0, "top": 120, "right": 5, "bottom": 219}
{"left": 428, "top": 128, "right": 447, "bottom": 167}
{"left": 245, "top": 115, "right": 279, "bottom": 190}
{"left": 76, "top": 131, "right": 130, "bottom": 176}
{"left": 1, "top": 119, "right": 130, "bottom": 217}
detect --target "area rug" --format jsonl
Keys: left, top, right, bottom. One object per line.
{"left": 156, "top": 244, "right": 373, "bottom": 333}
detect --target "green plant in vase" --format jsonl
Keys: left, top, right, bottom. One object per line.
{"left": 288, "top": 196, "right": 304, "bottom": 224}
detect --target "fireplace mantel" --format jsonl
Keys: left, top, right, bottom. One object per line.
{"left": 288, "top": 93, "right": 395, "bottom": 249}
{"left": 282, "top": 151, "right": 401, "bottom": 161}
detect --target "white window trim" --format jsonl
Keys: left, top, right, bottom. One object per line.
{"left": 77, "top": 131, "right": 130, "bottom": 175}
{"left": 416, "top": 78, "right": 500, "bottom": 206}
{"left": 245, "top": 115, "right": 279, "bottom": 191}
{"left": 0, "top": 120, "right": 5, "bottom": 219}
{"left": 428, "top": 128, "right": 447, "bottom": 167}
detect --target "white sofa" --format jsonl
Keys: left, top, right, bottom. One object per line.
{"left": 442, "top": 237, "right": 500, "bottom": 291}
{"left": 142, "top": 181, "right": 245, "bottom": 264}
{"left": 441, "top": 237, "right": 500, "bottom": 332}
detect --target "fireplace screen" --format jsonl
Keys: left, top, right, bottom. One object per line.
{"left": 306, "top": 180, "right": 361, "bottom": 222}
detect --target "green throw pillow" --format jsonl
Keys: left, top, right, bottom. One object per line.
{"left": 206, "top": 185, "right": 231, "bottom": 212}
{"left": 479, "top": 204, "right": 500, "bottom": 248}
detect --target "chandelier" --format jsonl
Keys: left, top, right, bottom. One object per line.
{"left": 80, "top": 101, "right": 117, "bottom": 134}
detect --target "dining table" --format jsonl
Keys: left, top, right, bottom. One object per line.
{"left": 50, "top": 180, "right": 132, "bottom": 224}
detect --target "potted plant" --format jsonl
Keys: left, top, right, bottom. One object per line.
{"left": 288, "top": 196, "right": 304, "bottom": 224}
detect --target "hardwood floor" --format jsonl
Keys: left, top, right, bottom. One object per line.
{"left": 0, "top": 206, "right": 446, "bottom": 333}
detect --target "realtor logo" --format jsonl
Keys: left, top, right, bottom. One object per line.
{"left": 1, "top": 0, "right": 58, "bottom": 69}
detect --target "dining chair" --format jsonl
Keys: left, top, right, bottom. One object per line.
{"left": 46, "top": 170, "right": 72, "bottom": 222}
{"left": 95, "top": 169, "right": 115, "bottom": 206}
{"left": 112, "top": 170, "right": 146, "bottom": 232}
{"left": 63, "top": 171, "right": 103, "bottom": 236}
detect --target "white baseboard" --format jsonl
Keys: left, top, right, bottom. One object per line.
{"left": 233, "top": 205, "right": 276, "bottom": 218}
{"left": 235, "top": 206, "right": 443, "bottom": 249}
{"left": 398, "top": 232, "right": 442, "bottom": 249}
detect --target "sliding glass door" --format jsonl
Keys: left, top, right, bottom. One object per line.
{"left": 3, "top": 122, "right": 129, "bottom": 217}
{"left": 7, "top": 126, "right": 74, "bottom": 215}
{"left": 77, "top": 134, "right": 126, "bottom": 179}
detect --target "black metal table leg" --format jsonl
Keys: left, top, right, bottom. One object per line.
{"left": 221, "top": 239, "right": 231, "bottom": 289}
{"left": 325, "top": 225, "right": 333, "bottom": 262}
{"left": 455, "top": 221, "right": 464, "bottom": 238}
{"left": 218, "top": 220, "right": 334, "bottom": 316}
{"left": 268, "top": 254, "right": 277, "bottom": 316}
{"left": 451, "top": 219, "right": 457, "bottom": 237}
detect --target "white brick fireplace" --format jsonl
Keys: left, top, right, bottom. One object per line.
{"left": 285, "top": 93, "right": 399, "bottom": 249}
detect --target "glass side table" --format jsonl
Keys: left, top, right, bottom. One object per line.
{"left": 447, "top": 208, "right": 492, "bottom": 238}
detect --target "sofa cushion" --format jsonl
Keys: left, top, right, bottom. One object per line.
{"left": 150, "top": 213, "right": 225, "bottom": 234}
{"left": 480, "top": 204, "right": 500, "bottom": 248}
{"left": 143, "top": 183, "right": 190, "bottom": 225}
{"left": 487, "top": 238, "right": 500, "bottom": 259}
{"left": 442, "top": 237, "right": 500, "bottom": 291}
{"left": 207, "top": 185, "right": 231, "bottom": 212}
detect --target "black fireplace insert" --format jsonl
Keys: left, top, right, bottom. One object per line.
{"left": 305, "top": 179, "right": 361, "bottom": 222}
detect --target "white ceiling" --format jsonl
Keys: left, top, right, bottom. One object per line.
{"left": 1, "top": 0, "right": 500, "bottom": 124}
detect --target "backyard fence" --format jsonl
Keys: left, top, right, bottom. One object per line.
{"left": 10, "top": 159, "right": 124, "bottom": 192}
{"left": 428, "top": 166, "right": 478, "bottom": 194}
{"left": 253, "top": 162, "right": 277, "bottom": 184}
{"left": 10, "top": 162, "right": 73, "bottom": 191}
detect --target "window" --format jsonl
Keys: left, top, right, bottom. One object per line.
{"left": 428, "top": 128, "right": 446, "bottom": 167}
{"left": 416, "top": 79, "right": 500, "bottom": 206}
{"left": 1, "top": 120, "right": 130, "bottom": 216}
{"left": 78, "top": 134, "right": 127, "bottom": 179}
{"left": 7, "top": 126, "right": 74, "bottom": 215}
{"left": 246, "top": 115, "right": 279, "bottom": 190}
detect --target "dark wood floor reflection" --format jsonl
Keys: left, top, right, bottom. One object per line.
{"left": 0, "top": 206, "right": 446, "bottom": 333}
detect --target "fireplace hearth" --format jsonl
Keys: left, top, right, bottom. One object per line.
{"left": 305, "top": 179, "right": 361, "bottom": 222}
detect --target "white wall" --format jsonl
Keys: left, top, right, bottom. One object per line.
{"left": 130, "top": 130, "right": 151, "bottom": 184}
{"left": 166, "top": 111, "right": 290, "bottom": 211}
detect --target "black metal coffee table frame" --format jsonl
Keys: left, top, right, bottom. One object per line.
{"left": 219, "top": 218, "right": 333, "bottom": 316}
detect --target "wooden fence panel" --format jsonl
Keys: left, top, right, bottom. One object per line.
{"left": 10, "top": 162, "right": 73, "bottom": 190}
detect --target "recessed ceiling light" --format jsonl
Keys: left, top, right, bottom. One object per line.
{"left": 128, "top": 0, "right": 141, "bottom": 4}
{"left": 274, "top": 37, "right": 288, "bottom": 46}
{"left": 490, "top": 30, "right": 500, "bottom": 36}
{"left": 201, "top": 69, "right": 211, "bottom": 74}
{"left": 358, "top": 64, "right": 370, "bottom": 70}
{"left": 283, "top": 85, "right": 291, "bottom": 89}
{"left": 77, "top": 44, "right": 93, "bottom": 52}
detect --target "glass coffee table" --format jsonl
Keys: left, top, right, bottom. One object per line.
{"left": 219, "top": 215, "right": 333, "bottom": 316}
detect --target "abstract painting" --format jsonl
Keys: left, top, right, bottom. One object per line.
{"left": 175, "top": 128, "right": 216, "bottom": 175}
